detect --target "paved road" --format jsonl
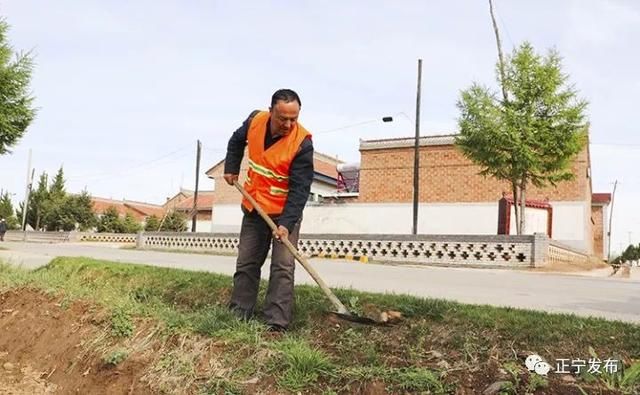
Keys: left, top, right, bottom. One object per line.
{"left": 1, "top": 241, "right": 638, "bottom": 324}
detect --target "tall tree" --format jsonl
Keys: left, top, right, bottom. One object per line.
{"left": 456, "top": 42, "right": 588, "bottom": 234}
{"left": 40, "top": 167, "right": 66, "bottom": 230}
{"left": 0, "top": 19, "right": 36, "bottom": 155}
{"left": 122, "top": 213, "right": 142, "bottom": 233}
{"left": 161, "top": 210, "right": 188, "bottom": 232}
{"left": 49, "top": 167, "right": 66, "bottom": 200}
{"left": 0, "top": 191, "right": 18, "bottom": 229}
{"left": 97, "top": 206, "right": 124, "bottom": 233}
{"left": 143, "top": 214, "right": 161, "bottom": 232}
{"left": 27, "top": 172, "right": 49, "bottom": 230}
{"left": 64, "top": 191, "right": 97, "bottom": 231}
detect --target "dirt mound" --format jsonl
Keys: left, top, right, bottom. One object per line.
{"left": 0, "top": 288, "right": 152, "bottom": 394}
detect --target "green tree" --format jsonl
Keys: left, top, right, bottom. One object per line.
{"left": 144, "top": 214, "right": 161, "bottom": 232}
{"left": 456, "top": 42, "right": 587, "bottom": 234}
{"left": 40, "top": 169, "right": 67, "bottom": 231}
{"left": 621, "top": 244, "right": 640, "bottom": 263}
{"left": 0, "top": 19, "right": 36, "bottom": 155}
{"left": 42, "top": 198, "right": 76, "bottom": 231}
{"left": 15, "top": 167, "right": 99, "bottom": 232}
{"left": 0, "top": 191, "right": 19, "bottom": 229}
{"left": 122, "top": 213, "right": 141, "bottom": 233}
{"left": 27, "top": 172, "right": 49, "bottom": 230}
{"left": 97, "top": 206, "right": 124, "bottom": 233}
{"left": 49, "top": 167, "right": 66, "bottom": 201}
{"left": 161, "top": 210, "right": 188, "bottom": 232}
{"left": 65, "top": 191, "right": 97, "bottom": 231}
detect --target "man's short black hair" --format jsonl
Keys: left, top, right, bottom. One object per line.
{"left": 271, "top": 89, "right": 301, "bottom": 107}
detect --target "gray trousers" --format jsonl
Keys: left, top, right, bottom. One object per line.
{"left": 229, "top": 210, "right": 301, "bottom": 328}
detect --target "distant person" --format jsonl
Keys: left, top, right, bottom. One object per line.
{"left": 224, "top": 89, "right": 314, "bottom": 332}
{"left": 0, "top": 218, "right": 7, "bottom": 241}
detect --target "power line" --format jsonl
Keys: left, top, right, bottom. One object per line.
{"left": 316, "top": 119, "right": 386, "bottom": 134}
{"left": 315, "top": 113, "right": 411, "bottom": 135}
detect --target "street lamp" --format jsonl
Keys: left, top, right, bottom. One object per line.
{"left": 316, "top": 97, "right": 422, "bottom": 236}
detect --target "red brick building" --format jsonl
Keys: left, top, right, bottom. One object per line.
{"left": 354, "top": 134, "right": 611, "bottom": 258}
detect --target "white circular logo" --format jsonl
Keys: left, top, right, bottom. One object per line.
{"left": 525, "top": 354, "right": 543, "bottom": 371}
{"left": 534, "top": 361, "right": 552, "bottom": 376}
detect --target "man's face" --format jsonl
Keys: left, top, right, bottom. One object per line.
{"left": 269, "top": 100, "right": 300, "bottom": 137}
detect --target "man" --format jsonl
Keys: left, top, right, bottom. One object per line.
{"left": 224, "top": 89, "right": 314, "bottom": 332}
{"left": 0, "top": 218, "right": 6, "bottom": 242}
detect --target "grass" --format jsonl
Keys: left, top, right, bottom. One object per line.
{"left": 270, "top": 337, "right": 336, "bottom": 392}
{"left": 0, "top": 257, "right": 639, "bottom": 394}
{"left": 103, "top": 348, "right": 129, "bottom": 366}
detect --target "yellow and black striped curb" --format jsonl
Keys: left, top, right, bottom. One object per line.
{"left": 306, "top": 252, "right": 369, "bottom": 263}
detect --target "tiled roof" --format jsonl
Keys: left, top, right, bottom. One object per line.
{"left": 124, "top": 201, "right": 165, "bottom": 217}
{"left": 503, "top": 197, "right": 551, "bottom": 209}
{"left": 592, "top": 193, "right": 612, "bottom": 205}
{"left": 360, "top": 134, "right": 457, "bottom": 150}
{"left": 91, "top": 197, "right": 165, "bottom": 218}
{"left": 91, "top": 198, "right": 128, "bottom": 216}
{"left": 175, "top": 192, "right": 215, "bottom": 211}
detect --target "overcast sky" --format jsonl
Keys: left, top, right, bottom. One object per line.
{"left": 0, "top": 1, "right": 638, "bottom": 253}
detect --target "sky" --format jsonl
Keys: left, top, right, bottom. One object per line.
{"left": 0, "top": 1, "right": 638, "bottom": 253}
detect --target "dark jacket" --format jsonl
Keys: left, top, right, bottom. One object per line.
{"left": 224, "top": 111, "right": 314, "bottom": 232}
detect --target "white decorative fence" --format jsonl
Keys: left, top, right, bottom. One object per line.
{"left": 77, "top": 233, "right": 137, "bottom": 243}
{"left": 135, "top": 232, "right": 561, "bottom": 268}
{"left": 4, "top": 230, "right": 591, "bottom": 268}
{"left": 141, "top": 232, "right": 240, "bottom": 254}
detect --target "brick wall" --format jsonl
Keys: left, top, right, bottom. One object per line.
{"left": 358, "top": 144, "right": 590, "bottom": 203}
{"left": 164, "top": 193, "right": 190, "bottom": 210}
{"left": 313, "top": 152, "right": 342, "bottom": 179}
{"left": 591, "top": 205, "right": 604, "bottom": 259}
{"left": 208, "top": 155, "right": 249, "bottom": 205}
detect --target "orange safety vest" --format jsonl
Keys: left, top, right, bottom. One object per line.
{"left": 241, "top": 111, "right": 311, "bottom": 215}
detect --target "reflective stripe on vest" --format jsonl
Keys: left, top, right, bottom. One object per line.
{"left": 241, "top": 111, "right": 311, "bottom": 215}
{"left": 248, "top": 158, "right": 289, "bottom": 181}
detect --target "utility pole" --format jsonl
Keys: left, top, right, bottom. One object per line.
{"left": 21, "top": 149, "right": 33, "bottom": 232}
{"left": 191, "top": 140, "right": 202, "bottom": 232}
{"left": 607, "top": 180, "right": 617, "bottom": 262}
{"left": 488, "top": 0, "right": 523, "bottom": 234}
{"left": 412, "top": 58, "right": 422, "bottom": 235}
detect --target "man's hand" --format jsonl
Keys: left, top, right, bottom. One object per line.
{"left": 273, "top": 225, "right": 289, "bottom": 242}
{"left": 223, "top": 174, "right": 238, "bottom": 186}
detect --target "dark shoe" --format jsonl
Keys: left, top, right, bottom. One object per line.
{"left": 266, "top": 324, "right": 286, "bottom": 333}
{"left": 229, "top": 305, "right": 253, "bottom": 321}
{"left": 254, "top": 311, "right": 268, "bottom": 323}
